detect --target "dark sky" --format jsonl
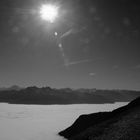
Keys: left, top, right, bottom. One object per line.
{"left": 0, "top": 0, "right": 140, "bottom": 90}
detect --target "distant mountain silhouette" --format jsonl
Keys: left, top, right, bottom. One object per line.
{"left": 59, "top": 96, "right": 140, "bottom": 140}
{"left": 0, "top": 85, "right": 22, "bottom": 91}
{"left": 0, "top": 86, "right": 139, "bottom": 104}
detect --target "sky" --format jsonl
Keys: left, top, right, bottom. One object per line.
{"left": 0, "top": 0, "right": 140, "bottom": 90}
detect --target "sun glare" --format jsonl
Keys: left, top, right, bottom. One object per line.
{"left": 40, "top": 4, "right": 58, "bottom": 23}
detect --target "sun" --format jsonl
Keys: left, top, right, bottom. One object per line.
{"left": 40, "top": 4, "right": 58, "bottom": 23}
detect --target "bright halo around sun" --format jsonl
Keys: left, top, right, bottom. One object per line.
{"left": 40, "top": 4, "right": 58, "bottom": 23}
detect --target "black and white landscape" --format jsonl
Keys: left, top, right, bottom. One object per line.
{"left": 0, "top": 87, "right": 139, "bottom": 140}
{"left": 0, "top": 0, "right": 140, "bottom": 140}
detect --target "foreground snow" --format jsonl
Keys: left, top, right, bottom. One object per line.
{"left": 0, "top": 102, "right": 128, "bottom": 140}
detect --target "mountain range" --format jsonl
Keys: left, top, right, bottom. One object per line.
{"left": 0, "top": 86, "right": 139, "bottom": 104}
{"left": 0, "top": 85, "right": 23, "bottom": 91}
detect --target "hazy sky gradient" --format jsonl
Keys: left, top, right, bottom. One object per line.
{"left": 0, "top": 0, "right": 140, "bottom": 90}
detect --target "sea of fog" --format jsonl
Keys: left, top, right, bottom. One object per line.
{"left": 0, "top": 102, "right": 128, "bottom": 140}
